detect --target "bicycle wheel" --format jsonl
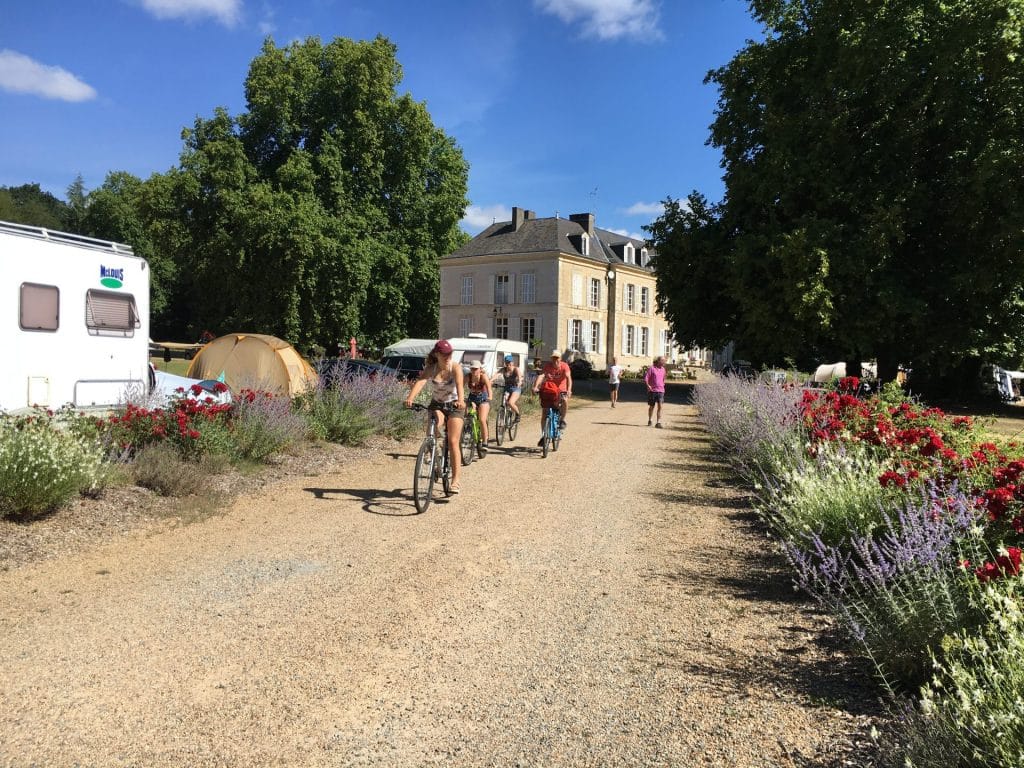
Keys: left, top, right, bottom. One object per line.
{"left": 441, "top": 445, "right": 452, "bottom": 495}
{"left": 508, "top": 408, "right": 518, "bottom": 441}
{"left": 460, "top": 416, "right": 475, "bottom": 466}
{"left": 412, "top": 438, "right": 437, "bottom": 513}
{"left": 552, "top": 422, "right": 560, "bottom": 452}
{"left": 495, "top": 406, "right": 506, "bottom": 446}
{"left": 541, "top": 412, "right": 550, "bottom": 458}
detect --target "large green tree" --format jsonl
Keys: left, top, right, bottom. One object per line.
{"left": 0, "top": 183, "right": 68, "bottom": 229}
{"left": 168, "top": 35, "right": 468, "bottom": 350}
{"left": 649, "top": 0, "right": 1024, "bottom": 383}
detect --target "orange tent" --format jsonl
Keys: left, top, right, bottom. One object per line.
{"left": 186, "top": 333, "right": 317, "bottom": 397}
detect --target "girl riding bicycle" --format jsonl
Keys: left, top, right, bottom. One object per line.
{"left": 466, "top": 360, "right": 493, "bottom": 453}
{"left": 404, "top": 339, "right": 465, "bottom": 493}
{"left": 498, "top": 354, "right": 522, "bottom": 421}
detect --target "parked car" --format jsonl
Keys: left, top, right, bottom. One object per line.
{"left": 380, "top": 354, "right": 425, "bottom": 382}
{"left": 315, "top": 358, "right": 388, "bottom": 387}
{"left": 148, "top": 364, "right": 232, "bottom": 407}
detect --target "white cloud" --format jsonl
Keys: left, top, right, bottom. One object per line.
{"left": 461, "top": 204, "right": 512, "bottom": 232}
{"left": 623, "top": 201, "right": 664, "bottom": 217}
{"left": 534, "top": 0, "right": 662, "bottom": 41}
{"left": 138, "top": 0, "right": 242, "bottom": 26}
{"left": 0, "top": 50, "right": 96, "bottom": 102}
{"left": 257, "top": 1, "right": 275, "bottom": 35}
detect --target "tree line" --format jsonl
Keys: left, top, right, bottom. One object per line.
{"left": 646, "top": 0, "right": 1024, "bottom": 394}
{"left": 4, "top": 36, "right": 469, "bottom": 353}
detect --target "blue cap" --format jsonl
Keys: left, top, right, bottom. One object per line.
{"left": 504, "top": 354, "right": 514, "bottom": 362}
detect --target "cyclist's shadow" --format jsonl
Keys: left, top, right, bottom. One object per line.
{"left": 303, "top": 486, "right": 449, "bottom": 516}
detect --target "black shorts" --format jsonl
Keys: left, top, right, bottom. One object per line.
{"left": 609, "top": 382, "right": 619, "bottom": 391}
{"left": 647, "top": 391, "right": 664, "bottom": 406}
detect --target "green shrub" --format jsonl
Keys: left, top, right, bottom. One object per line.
{"left": 890, "top": 584, "right": 1024, "bottom": 767}
{"left": 758, "top": 441, "right": 893, "bottom": 545}
{"left": 0, "top": 412, "right": 106, "bottom": 518}
{"left": 133, "top": 443, "right": 209, "bottom": 497}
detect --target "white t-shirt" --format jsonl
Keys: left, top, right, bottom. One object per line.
{"left": 608, "top": 365, "right": 623, "bottom": 385}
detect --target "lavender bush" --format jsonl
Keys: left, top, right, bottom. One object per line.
{"left": 297, "top": 369, "right": 419, "bottom": 445}
{"left": 693, "top": 374, "right": 804, "bottom": 483}
{"left": 231, "top": 390, "right": 307, "bottom": 461}
{"left": 785, "top": 483, "right": 987, "bottom": 689}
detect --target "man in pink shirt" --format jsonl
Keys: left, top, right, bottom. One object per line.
{"left": 644, "top": 355, "right": 667, "bottom": 428}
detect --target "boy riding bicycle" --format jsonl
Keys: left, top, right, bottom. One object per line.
{"left": 531, "top": 349, "right": 572, "bottom": 446}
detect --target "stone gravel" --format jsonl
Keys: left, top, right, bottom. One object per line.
{"left": 0, "top": 396, "right": 884, "bottom": 767}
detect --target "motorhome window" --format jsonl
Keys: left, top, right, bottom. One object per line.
{"left": 461, "top": 351, "right": 485, "bottom": 365}
{"left": 85, "top": 290, "right": 140, "bottom": 337}
{"left": 20, "top": 283, "right": 59, "bottom": 331}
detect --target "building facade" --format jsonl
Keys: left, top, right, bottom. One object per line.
{"left": 439, "top": 207, "right": 680, "bottom": 372}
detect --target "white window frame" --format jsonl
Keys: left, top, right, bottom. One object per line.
{"left": 461, "top": 275, "right": 474, "bottom": 305}
{"left": 520, "top": 272, "right": 536, "bottom": 304}
{"left": 625, "top": 284, "right": 635, "bottom": 312}
{"left": 625, "top": 243, "right": 634, "bottom": 264}
{"left": 589, "top": 277, "right": 600, "bottom": 309}
{"left": 494, "top": 273, "right": 510, "bottom": 305}
{"left": 581, "top": 232, "right": 590, "bottom": 256}
{"left": 640, "top": 326, "right": 650, "bottom": 357}
{"left": 640, "top": 286, "right": 649, "bottom": 314}
{"left": 459, "top": 317, "right": 471, "bottom": 338}
{"left": 589, "top": 321, "right": 600, "bottom": 353}
{"left": 495, "top": 316, "right": 509, "bottom": 339}
{"left": 521, "top": 317, "right": 536, "bottom": 344}
{"left": 85, "top": 289, "right": 140, "bottom": 338}
{"left": 571, "top": 319, "right": 583, "bottom": 351}
{"left": 624, "top": 324, "right": 636, "bottom": 355}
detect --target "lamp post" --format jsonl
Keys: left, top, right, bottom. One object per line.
{"left": 605, "top": 268, "right": 616, "bottom": 369}
{"left": 493, "top": 305, "right": 502, "bottom": 338}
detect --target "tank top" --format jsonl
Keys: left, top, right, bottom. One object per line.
{"left": 430, "top": 361, "right": 457, "bottom": 403}
{"left": 468, "top": 371, "right": 487, "bottom": 394}
{"left": 502, "top": 366, "right": 520, "bottom": 388}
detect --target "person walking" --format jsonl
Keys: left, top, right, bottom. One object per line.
{"left": 608, "top": 356, "right": 623, "bottom": 408}
{"left": 645, "top": 355, "right": 666, "bottom": 428}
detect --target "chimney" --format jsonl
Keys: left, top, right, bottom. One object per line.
{"left": 569, "top": 212, "right": 594, "bottom": 236}
{"left": 524, "top": 210, "right": 536, "bottom": 220}
{"left": 512, "top": 206, "right": 525, "bottom": 231}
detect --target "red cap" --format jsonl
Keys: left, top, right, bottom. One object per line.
{"left": 433, "top": 339, "right": 453, "bottom": 355}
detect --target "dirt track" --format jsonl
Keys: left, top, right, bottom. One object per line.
{"left": 0, "top": 393, "right": 880, "bottom": 767}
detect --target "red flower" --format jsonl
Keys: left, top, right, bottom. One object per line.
{"left": 975, "top": 547, "right": 1023, "bottom": 582}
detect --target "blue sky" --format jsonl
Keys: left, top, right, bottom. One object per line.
{"left": 0, "top": 0, "right": 763, "bottom": 238}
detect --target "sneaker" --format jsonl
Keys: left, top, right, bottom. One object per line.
{"left": 655, "top": 422, "right": 663, "bottom": 429}
{"left": 537, "top": 438, "right": 544, "bottom": 447}
{"left": 648, "top": 420, "right": 653, "bottom": 427}
{"left": 514, "top": 414, "right": 521, "bottom": 423}
{"left": 480, "top": 445, "right": 488, "bottom": 455}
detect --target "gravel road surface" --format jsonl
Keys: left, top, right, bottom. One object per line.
{"left": 0, "top": 394, "right": 880, "bottom": 767}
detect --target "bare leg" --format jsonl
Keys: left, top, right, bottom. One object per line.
{"left": 447, "top": 416, "right": 463, "bottom": 486}
{"left": 479, "top": 402, "right": 490, "bottom": 443}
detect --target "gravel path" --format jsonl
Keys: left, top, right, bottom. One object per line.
{"left": 0, "top": 395, "right": 881, "bottom": 767}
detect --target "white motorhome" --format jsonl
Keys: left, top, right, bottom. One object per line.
{"left": 383, "top": 334, "right": 529, "bottom": 380}
{"left": 2, "top": 220, "right": 150, "bottom": 412}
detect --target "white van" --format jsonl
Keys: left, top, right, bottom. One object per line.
{"left": 383, "top": 334, "right": 529, "bottom": 381}
{"left": 1, "top": 220, "right": 150, "bottom": 412}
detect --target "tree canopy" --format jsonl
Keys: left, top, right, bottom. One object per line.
{"left": 7, "top": 35, "right": 469, "bottom": 350}
{"left": 648, "top": 0, "right": 1024, "bottom": 382}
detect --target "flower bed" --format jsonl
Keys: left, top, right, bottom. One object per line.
{"left": 696, "top": 375, "right": 1024, "bottom": 766}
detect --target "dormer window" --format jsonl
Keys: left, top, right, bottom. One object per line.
{"left": 624, "top": 243, "right": 634, "bottom": 265}
{"left": 640, "top": 247, "right": 649, "bottom": 267}
{"left": 581, "top": 232, "right": 590, "bottom": 256}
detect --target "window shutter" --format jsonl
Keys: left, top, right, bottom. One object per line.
{"left": 489, "top": 274, "right": 496, "bottom": 305}
{"left": 567, "top": 318, "right": 573, "bottom": 351}
{"left": 510, "top": 273, "right": 517, "bottom": 304}
{"left": 622, "top": 324, "right": 627, "bottom": 353}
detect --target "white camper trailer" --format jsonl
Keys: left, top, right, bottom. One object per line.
{"left": 2, "top": 220, "right": 150, "bottom": 412}
{"left": 383, "top": 335, "right": 530, "bottom": 380}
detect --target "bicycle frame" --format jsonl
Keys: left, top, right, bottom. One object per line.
{"left": 411, "top": 403, "right": 453, "bottom": 512}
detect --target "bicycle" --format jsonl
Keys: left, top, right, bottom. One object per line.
{"left": 494, "top": 388, "right": 519, "bottom": 446}
{"left": 539, "top": 393, "right": 566, "bottom": 458}
{"left": 461, "top": 400, "right": 485, "bottom": 465}
{"left": 410, "top": 403, "right": 454, "bottom": 513}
